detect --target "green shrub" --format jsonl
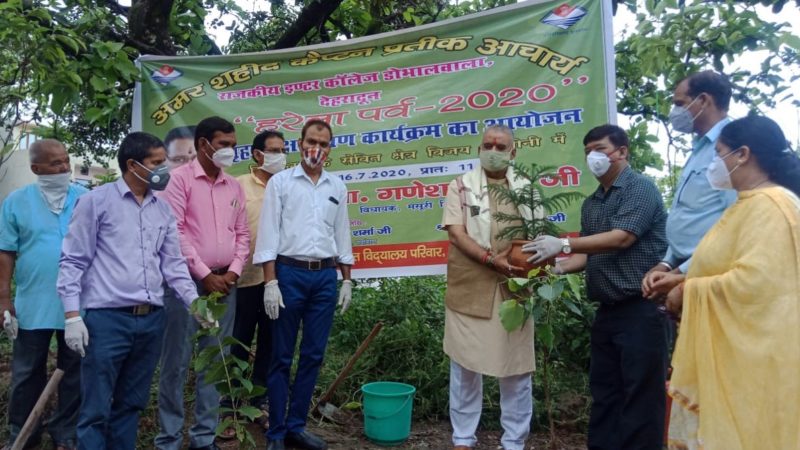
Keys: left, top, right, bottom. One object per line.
{"left": 318, "top": 275, "right": 593, "bottom": 431}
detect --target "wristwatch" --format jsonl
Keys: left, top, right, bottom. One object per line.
{"left": 560, "top": 237, "right": 572, "bottom": 254}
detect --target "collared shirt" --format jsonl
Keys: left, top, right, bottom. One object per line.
{"left": 581, "top": 166, "right": 668, "bottom": 304}
{"left": 0, "top": 183, "right": 87, "bottom": 329}
{"left": 253, "top": 165, "right": 353, "bottom": 265}
{"left": 163, "top": 159, "right": 250, "bottom": 280}
{"left": 665, "top": 118, "right": 737, "bottom": 273}
{"left": 236, "top": 170, "right": 267, "bottom": 287}
{"left": 57, "top": 179, "right": 198, "bottom": 312}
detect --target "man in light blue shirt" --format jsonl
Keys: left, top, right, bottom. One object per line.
{"left": 0, "top": 139, "right": 87, "bottom": 450}
{"left": 643, "top": 71, "right": 737, "bottom": 296}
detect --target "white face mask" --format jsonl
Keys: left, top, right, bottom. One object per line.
{"left": 211, "top": 147, "right": 235, "bottom": 168}
{"left": 668, "top": 97, "right": 704, "bottom": 134}
{"left": 586, "top": 151, "right": 612, "bottom": 177}
{"left": 706, "top": 149, "right": 741, "bottom": 190}
{"left": 257, "top": 151, "right": 286, "bottom": 174}
{"left": 479, "top": 150, "right": 511, "bottom": 172}
{"left": 37, "top": 172, "right": 71, "bottom": 213}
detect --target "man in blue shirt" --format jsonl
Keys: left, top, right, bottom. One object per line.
{"left": 642, "top": 71, "right": 737, "bottom": 296}
{"left": 0, "top": 139, "right": 87, "bottom": 450}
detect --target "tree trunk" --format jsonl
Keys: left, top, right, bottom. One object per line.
{"left": 128, "top": 0, "right": 176, "bottom": 55}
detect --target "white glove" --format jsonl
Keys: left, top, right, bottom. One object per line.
{"left": 3, "top": 310, "right": 18, "bottom": 340}
{"left": 263, "top": 280, "right": 284, "bottom": 320}
{"left": 522, "top": 235, "right": 563, "bottom": 264}
{"left": 64, "top": 316, "right": 89, "bottom": 357}
{"left": 338, "top": 280, "right": 353, "bottom": 313}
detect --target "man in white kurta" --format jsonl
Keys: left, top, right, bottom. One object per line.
{"left": 442, "top": 125, "right": 537, "bottom": 450}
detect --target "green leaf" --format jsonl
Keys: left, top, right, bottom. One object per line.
{"left": 507, "top": 277, "right": 529, "bottom": 292}
{"left": 499, "top": 299, "right": 526, "bottom": 332}
{"left": 342, "top": 401, "right": 362, "bottom": 410}
{"left": 526, "top": 267, "right": 541, "bottom": 278}
{"left": 782, "top": 33, "right": 800, "bottom": 51}
{"left": 561, "top": 298, "right": 583, "bottom": 317}
{"left": 50, "top": 90, "right": 68, "bottom": 115}
{"left": 238, "top": 405, "right": 263, "bottom": 421}
{"left": 537, "top": 284, "right": 557, "bottom": 302}
{"left": 89, "top": 76, "right": 107, "bottom": 92}
{"left": 537, "top": 323, "right": 554, "bottom": 350}
{"left": 565, "top": 274, "right": 583, "bottom": 300}
{"left": 84, "top": 107, "right": 103, "bottom": 123}
{"left": 55, "top": 34, "right": 82, "bottom": 54}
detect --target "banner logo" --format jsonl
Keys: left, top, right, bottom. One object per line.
{"left": 151, "top": 65, "right": 183, "bottom": 85}
{"left": 541, "top": 3, "right": 587, "bottom": 29}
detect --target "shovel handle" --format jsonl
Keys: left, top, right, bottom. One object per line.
{"left": 318, "top": 321, "right": 383, "bottom": 405}
{"left": 12, "top": 368, "right": 64, "bottom": 450}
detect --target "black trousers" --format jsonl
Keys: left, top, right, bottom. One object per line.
{"left": 587, "top": 299, "right": 669, "bottom": 450}
{"left": 229, "top": 283, "right": 272, "bottom": 407}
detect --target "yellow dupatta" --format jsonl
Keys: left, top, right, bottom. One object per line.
{"left": 668, "top": 187, "right": 800, "bottom": 450}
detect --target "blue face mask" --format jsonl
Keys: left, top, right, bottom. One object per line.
{"left": 134, "top": 161, "right": 171, "bottom": 191}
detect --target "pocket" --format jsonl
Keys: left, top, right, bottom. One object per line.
{"left": 676, "top": 170, "right": 718, "bottom": 210}
{"left": 323, "top": 202, "right": 338, "bottom": 227}
{"left": 146, "top": 225, "right": 166, "bottom": 255}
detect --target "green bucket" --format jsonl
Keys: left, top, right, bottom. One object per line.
{"left": 361, "top": 381, "right": 416, "bottom": 446}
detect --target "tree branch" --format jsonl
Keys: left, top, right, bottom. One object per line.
{"left": 273, "top": 0, "right": 344, "bottom": 50}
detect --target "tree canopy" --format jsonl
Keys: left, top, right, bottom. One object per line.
{"left": 1, "top": 0, "right": 798, "bottom": 174}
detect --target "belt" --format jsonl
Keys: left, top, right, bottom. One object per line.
{"left": 276, "top": 255, "right": 336, "bottom": 271}
{"left": 210, "top": 266, "right": 230, "bottom": 275}
{"left": 108, "top": 304, "right": 162, "bottom": 316}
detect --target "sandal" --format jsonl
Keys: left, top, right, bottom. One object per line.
{"left": 255, "top": 400, "right": 269, "bottom": 430}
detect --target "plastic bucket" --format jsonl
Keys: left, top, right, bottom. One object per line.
{"left": 361, "top": 381, "right": 416, "bottom": 446}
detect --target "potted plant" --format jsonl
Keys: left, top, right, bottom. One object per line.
{"left": 488, "top": 161, "right": 583, "bottom": 275}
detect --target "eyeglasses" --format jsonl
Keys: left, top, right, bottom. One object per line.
{"left": 480, "top": 142, "right": 509, "bottom": 151}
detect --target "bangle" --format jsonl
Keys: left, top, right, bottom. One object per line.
{"left": 658, "top": 261, "right": 673, "bottom": 271}
{"left": 481, "top": 251, "right": 492, "bottom": 265}
{"left": 487, "top": 255, "right": 496, "bottom": 267}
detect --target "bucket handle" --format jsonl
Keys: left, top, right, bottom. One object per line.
{"left": 365, "top": 395, "right": 413, "bottom": 421}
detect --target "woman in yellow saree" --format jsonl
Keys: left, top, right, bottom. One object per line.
{"left": 646, "top": 115, "right": 800, "bottom": 450}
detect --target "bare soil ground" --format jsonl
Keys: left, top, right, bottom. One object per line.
{"left": 211, "top": 418, "right": 587, "bottom": 450}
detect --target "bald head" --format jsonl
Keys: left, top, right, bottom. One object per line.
{"left": 29, "top": 139, "right": 70, "bottom": 175}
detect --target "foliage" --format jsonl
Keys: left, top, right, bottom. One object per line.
{"left": 500, "top": 267, "right": 593, "bottom": 447}
{"left": 317, "top": 276, "right": 451, "bottom": 420}
{"left": 317, "top": 275, "right": 592, "bottom": 436}
{"left": 488, "top": 162, "right": 584, "bottom": 241}
{"left": 191, "top": 292, "right": 264, "bottom": 448}
{"left": 615, "top": 0, "right": 800, "bottom": 192}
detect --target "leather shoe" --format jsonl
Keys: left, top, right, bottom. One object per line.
{"left": 188, "top": 444, "right": 220, "bottom": 450}
{"left": 267, "top": 439, "right": 285, "bottom": 450}
{"left": 286, "top": 430, "right": 328, "bottom": 450}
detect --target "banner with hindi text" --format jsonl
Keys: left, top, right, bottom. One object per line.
{"left": 133, "top": 0, "right": 616, "bottom": 278}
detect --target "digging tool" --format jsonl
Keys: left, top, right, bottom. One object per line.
{"left": 315, "top": 322, "right": 383, "bottom": 422}
{"left": 11, "top": 368, "right": 64, "bottom": 450}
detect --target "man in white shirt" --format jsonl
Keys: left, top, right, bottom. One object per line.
{"left": 253, "top": 119, "right": 353, "bottom": 450}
